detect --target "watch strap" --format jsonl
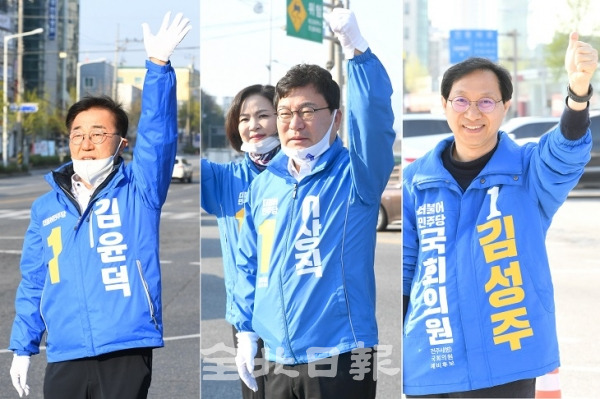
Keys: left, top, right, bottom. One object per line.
{"left": 567, "top": 84, "right": 593, "bottom": 103}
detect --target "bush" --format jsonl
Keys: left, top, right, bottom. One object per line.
{"left": 29, "top": 154, "right": 69, "bottom": 168}
{"left": 0, "top": 162, "right": 22, "bottom": 174}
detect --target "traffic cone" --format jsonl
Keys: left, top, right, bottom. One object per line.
{"left": 535, "top": 368, "right": 561, "bottom": 398}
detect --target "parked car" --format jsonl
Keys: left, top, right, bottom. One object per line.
{"left": 500, "top": 116, "right": 560, "bottom": 144}
{"left": 402, "top": 132, "right": 453, "bottom": 167}
{"left": 377, "top": 164, "right": 402, "bottom": 231}
{"left": 172, "top": 155, "right": 193, "bottom": 183}
{"left": 402, "top": 114, "right": 453, "bottom": 167}
{"left": 570, "top": 111, "right": 599, "bottom": 188}
{"left": 500, "top": 111, "right": 600, "bottom": 188}
{"left": 402, "top": 113, "right": 451, "bottom": 138}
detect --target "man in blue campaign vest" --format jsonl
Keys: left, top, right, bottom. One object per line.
{"left": 233, "top": 8, "right": 396, "bottom": 399}
{"left": 8, "top": 12, "right": 191, "bottom": 399}
{"left": 403, "top": 33, "right": 598, "bottom": 397}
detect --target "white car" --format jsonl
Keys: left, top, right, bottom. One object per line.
{"left": 402, "top": 113, "right": 451, "bottom": 138}
{"left": 172, "top": 155, "right": 193, "bottom": 183}
{"left": 401, "top": 114, "right": 453, "bottom": 168}
{"left": 402, "top": 132, "right": 453, "bottom": 167}
{"left": 500, "top": 116, "right": 560, "bottom": 145}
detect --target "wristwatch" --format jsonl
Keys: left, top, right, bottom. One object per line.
{"left": 567, "top": 84, "right": 593, "bottom": 103}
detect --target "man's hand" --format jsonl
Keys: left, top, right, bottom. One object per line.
{"left": 142, "top": 11, "right": 192, "bottom": 64}
{"left": 324, "top": 8, "right": 369, "bottom": 59}
{"left": 565, "top": 32, "right": 598, "bottom": 96}
{"left": 235, "top": 331, "right": 259, "bottom": 392}
{"left": 10, "top": 354, "right": 30, "bottom": 397}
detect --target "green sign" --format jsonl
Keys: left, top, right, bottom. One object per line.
{"left": 286, "top": 0, "right": 323, "bottom": 43}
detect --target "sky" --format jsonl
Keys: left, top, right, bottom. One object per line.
{"left": 79, "top": 1, "right": 401, "bottom": 130}
{"left": 428, "top": 0, "right": 600, "bottom": 50}
{"left": 200, "top": 0, "right": 403, "bottom": 130}
{"left": 79, "top": 0, "right": 200, "bottom": 70}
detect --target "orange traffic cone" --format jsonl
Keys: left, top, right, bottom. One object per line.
{"left": 536, "top": 368, "right": 561, "bottom": 398}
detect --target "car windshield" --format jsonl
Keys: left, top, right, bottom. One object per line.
{"left": 403, "top": 117, "right": 451, "bottom": 137}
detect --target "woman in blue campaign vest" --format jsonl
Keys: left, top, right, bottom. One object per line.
{"left": 201, "top": 84, "right": 279, "bottom": 399}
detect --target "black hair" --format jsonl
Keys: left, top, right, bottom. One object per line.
{"left": 440, "top": 57, "right": 513, "bottom": 102}
{"left": 225, "top": 84, "right": 275, "bottom": 152}
{"left": 65, "top": 95, "right": 129, "bottom": 138}
{"left": 274, "top": 64, "right": 340, "bottom": 110}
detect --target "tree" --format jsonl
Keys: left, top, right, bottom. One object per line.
{"left": 20, "top": 91, "right": 64, "bottom": 142}
{"left": 403, "top": 53, "right": 430, "bottom": 94}
{"left": 178, "top": 97, "right": 200, "bottom": 138}
{"left": 543, "top": 0, "right": 600, "bottom": 81}
{"left": 200, "top": 90, "right": 225, "bottom": 150}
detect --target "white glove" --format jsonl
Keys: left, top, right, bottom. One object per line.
{"left": 142, "top": 11, "right": 192, "bottom": 62}
{"left": 235, "top": 331, "right": 259, "bottom": 392}
{"left": 10, "top": 354, "right": 30, "bottom": 397}
{"left": 324, "top": 8, "right": 369, "bottom": 60}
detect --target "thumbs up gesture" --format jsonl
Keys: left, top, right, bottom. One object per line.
{"left": 564, "top": 32, "right": 598, "bottom": 95}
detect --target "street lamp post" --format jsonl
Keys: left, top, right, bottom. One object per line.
{"left": 2, "top": 27, "right": 43, "bottom": 168}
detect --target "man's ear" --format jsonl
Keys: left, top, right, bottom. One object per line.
{"left": 333, "top": 108, "right": 343, "bottom": 129}
{"left": 118, "top": 138, "right": 129, "bottom": 155}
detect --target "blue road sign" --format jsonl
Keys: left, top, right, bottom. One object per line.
{"left": 9, "top": 103, "right": 39, "bottom": 113}
{"left": 449, "top": 30, "right": 498, "bottom": 64}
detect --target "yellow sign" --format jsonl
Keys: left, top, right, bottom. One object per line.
{"left": 287, "top": 0, "right": 307, "bottom": 32}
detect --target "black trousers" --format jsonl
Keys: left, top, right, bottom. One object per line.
{"left": 405, "top": 378, "right": 536, "bottom": 398}
{"left": 263, "top": 347, "right": 377, "bottom": 399}
{"left": 232, "top": 325, "right": 266, "bottom": 399}
{"left": 44, "top": 348, "right": 153, "bottom": 399}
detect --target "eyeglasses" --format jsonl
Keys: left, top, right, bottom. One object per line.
{"left": 276, "top": 106, "right": 329, "bottom": 122}
{"left": 448, "top": 97, "right": 503, "bottom": 114}
{"left": 69, "top": 130, "right": 117, "bottom": 145}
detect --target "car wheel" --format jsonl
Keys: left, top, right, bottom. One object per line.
{"left": 376, "top": 205, "right": 388, "bottom": 231}
{"left": 186, "top": 174, "right": 193, "bottom": 183}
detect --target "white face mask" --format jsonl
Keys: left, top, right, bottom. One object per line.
{"left": 72, "top": 138, "right": 123, "bottom": 187}
{"left": 281, "top": 109, "right": 337, "bottom": 165}
{"left": 240, "top": 135, "right": 280, "bottom": 154}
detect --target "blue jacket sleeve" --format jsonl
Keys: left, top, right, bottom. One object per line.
{"left": 131, "top": 60, "right": 178, "bottom": 209}
{"left": 9, "top": 207, "right": 47, "bottom": 356}
{"left": 526, "top": 106, "right": 592, "bottom": 219}
{"left": 347, "top": 49, "right": 396, "bottom": 204}
{"left": 232, "top": 192, "right": 258, "bottom": 333}
{"left": 201, "top": 158, "right": 223, "bottom": 214}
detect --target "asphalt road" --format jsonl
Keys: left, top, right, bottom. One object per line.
{"left": 542, "top": 189, "right": 600, "bottom": 397}
{"left": 0, "top": 159, "right": 201, "bottom": 399}
{"left": 1, "top": 161, "right": 597, "bottom": 399}
{"left": 200, "top": 213, "right": 403, "bottom": 398}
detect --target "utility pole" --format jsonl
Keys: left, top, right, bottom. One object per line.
{"left": 112, "top": 25, "right": 120, "bottom": 101}
{"left": 112, "top": 28, "right": 143, "bottom": 101}
{"left": 2, "top": 27, "right": 43, "bottom": 168}
{"left": 60, "top": 0, "right": 68, "bottom": 111}
{"left": 15, "top": 0, "right": 23, "bottom": 167}
{"left": 324, "top": 0, "right": 346, "bottom": 144}
{"left": 186, "top": 56, "right": 195, "bottom": 147}
{"left": 506, "top": 29, "right": 518, "bottom": 118}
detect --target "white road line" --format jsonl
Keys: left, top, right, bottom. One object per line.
{"left": 168, "top": 212, "right": 199, "bottom": 220}
{"left": 0, "top": 249, "right": 22, "bottom": 254}
{"left": 0, "top": 210, "right": 31, "bottom": 219}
